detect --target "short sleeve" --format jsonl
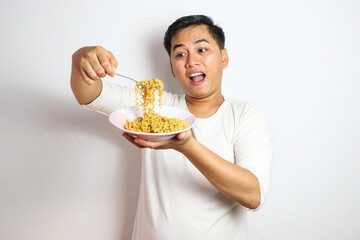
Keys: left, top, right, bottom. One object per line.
{"left": 83, "top": 81, "right": 136, "bottom": 116}
{"left": 233, "top": 102, "right": 273, "bottom": 211}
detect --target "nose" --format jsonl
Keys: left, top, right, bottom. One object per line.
{"left": 185, "top": 52, "right": 200, "bottom": 68}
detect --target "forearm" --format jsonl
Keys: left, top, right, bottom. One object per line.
{"left": 178, "top": 138, "right": 261, "bottom": 209}
{"left": 129, "top": 131, "right": 261, "bottom": 209}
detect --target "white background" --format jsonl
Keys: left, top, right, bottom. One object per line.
{"left": 1, "top": 0, "right": 359, "bottom": 239}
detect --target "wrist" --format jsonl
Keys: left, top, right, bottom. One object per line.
{"left": 177, "top": 135, "right": 197, "bottom": 154}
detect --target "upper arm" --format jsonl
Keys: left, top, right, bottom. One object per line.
{"left": 233, "top": 102, "right": 273, "bottom": 210}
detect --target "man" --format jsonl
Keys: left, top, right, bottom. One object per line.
{"left": 71, "top": 15, "right": 272, "bottom": 240}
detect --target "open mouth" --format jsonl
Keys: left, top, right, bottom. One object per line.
{"left": 189, "top": 72, "right": 206, "bottom": 84}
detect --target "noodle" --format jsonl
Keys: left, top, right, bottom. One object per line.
{"left": 125, "top": 78, "right": 189, "bottom": 133}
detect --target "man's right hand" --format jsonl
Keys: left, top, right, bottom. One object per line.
{"left": 71, "top": 46, "right": 118, "bottom": 104}
{"left": 72, "top": 46, "right": 118, "bottom": 85}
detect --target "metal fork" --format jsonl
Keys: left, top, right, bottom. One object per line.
{"left": 115, "top": 73, "right": 137, "bottom": 83}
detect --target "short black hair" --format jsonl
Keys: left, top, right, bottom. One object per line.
{"left": 163, "top": 15, "right": 225, "bottom": 56}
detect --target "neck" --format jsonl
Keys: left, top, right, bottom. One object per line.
{"left": 185, "top": 93, "right": 224, "bottom": 118}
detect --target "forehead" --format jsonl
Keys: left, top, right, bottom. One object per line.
{"left": 171, "top": 24, "right": 216, "bottom": 46}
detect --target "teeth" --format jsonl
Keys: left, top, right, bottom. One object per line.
{"left": 190, "top": 72, "right": 204, "bottom": 77}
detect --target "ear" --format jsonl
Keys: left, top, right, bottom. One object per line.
{"left": 170, "top": 60, "right": 176, "bottom": 78}
{"left": 221, "top": 48, "right": 229, "bottom": 69}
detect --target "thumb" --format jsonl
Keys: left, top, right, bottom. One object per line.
{"left": 177, "top": 131, "right": 186, "bottom": 140}
{"left": 107, "top": 51, "right": 118, "bottom": 76}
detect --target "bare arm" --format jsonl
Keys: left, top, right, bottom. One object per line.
{"left": 123, "top": 131, "right": 261, "bottom": 209}
{"left": 178, "top": 136, "right": 261, "bottom": 209}
{"left": 70, "top": 46, "right": 118, "bottom": 105}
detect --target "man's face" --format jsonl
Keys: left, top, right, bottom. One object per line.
{"left": 170, "top": 24, "right": 228, "bottom": 100}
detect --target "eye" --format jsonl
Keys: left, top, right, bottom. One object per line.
{"left": 176, "top": 52, "right": 186, "bottom": 58}
{"left": 199, "top": 48, "right": 207, "bottom": 53}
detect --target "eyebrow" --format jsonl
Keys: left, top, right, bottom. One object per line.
{"left": 172, "top": 38, "right": 210, "bottom": 52}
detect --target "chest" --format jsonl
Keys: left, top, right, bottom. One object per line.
{"left": 192, "top": 111, "right": 235, "bottom": 163}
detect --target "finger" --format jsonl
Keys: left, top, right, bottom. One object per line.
{"left": 133, "top": 138, "right": 151, "bottom": 148}
{"left": 87, "top": 54, "right": 106, "bottom": 79}
{"left": 133, "top": 138, "right": 159, "bottom": 149}
{"left": 96, "top": 50, "right": 113, "bottom": 78}
{"left": 133, "top": 138, "right": 173, "bottom": 149}
{"left": 106, "top": 51, "right": 118, "bottom": 77}
{"left": 122, "top": 133, "right": 143, "bottom": 148}
{"left": 80, "top": 61, "right": 99, "bottom": 85}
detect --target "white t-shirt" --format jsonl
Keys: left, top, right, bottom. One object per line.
{"left": 84, "top": 82, "right": 272, "bottom": 240}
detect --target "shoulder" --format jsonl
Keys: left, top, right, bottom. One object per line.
{"left": 224, "top": 98, "right": 267, "bottom": 120}
{"left": 229, "top": 101, "right": 271, "bottom": 144}
{"left": 224, "top": 98, "right": 270, "bottom": 136}
{"left": 163, "top": 91, "right": 186, "bottom": 109}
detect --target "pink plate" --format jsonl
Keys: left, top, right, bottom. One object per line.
{"left": 109, "top": 106, "right": 196, "bottom": 142}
